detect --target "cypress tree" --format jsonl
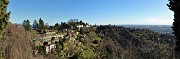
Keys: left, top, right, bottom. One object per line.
{"left": 0, "top": 0, "right": 11, "bottom": 38}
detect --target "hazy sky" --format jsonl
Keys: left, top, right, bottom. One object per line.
{"left": 7, "top": 0, "right": 173, "bottom": 25}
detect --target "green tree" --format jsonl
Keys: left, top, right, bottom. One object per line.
{"left": 49, "top": 26, "right": 54, "bottom": 30}
{"left": 32, "top": 20, "right": 38, "bottom": 29}
{"left": 22, "top": 20, "right": 32, "bottom": 31}
{"left": 167, "top": 0, "right": 180, "bottom": 55}
{"left": 54, "top": 23, "right": 60, "bottom": 30}
{"left": 61, "top": 22, "right": 70, "bottom": 29}
{"left": 0, "top": 0, "right": 10, "bottom": 38}
{"left": 79, "top": 20, "right": 86, "bottom": 25}
{"left": 38, "top": 18, "right": 45, "bottom": 32}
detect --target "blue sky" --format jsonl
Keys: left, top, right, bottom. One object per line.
{"left": 7, "top": 0, "right": 173, "bottom": 25}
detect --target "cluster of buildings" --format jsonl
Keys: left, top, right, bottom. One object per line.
{"left": 33, "top": 24, "right": 93, "bottom": 55}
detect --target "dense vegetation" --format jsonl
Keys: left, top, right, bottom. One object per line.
{"left": 29, "top": 21, "right": 175, "bottom": 59}
{"left": 167, "top": 0, "right": 180, "bottom": 57}
{"left": 0, "top": 0, "right": 11, "bottom": 59}
{"left": 96, "top": 25, "right": 175, "bottom": 59}
{"left": 1, "top": 19, "right": 174, "bottom": 59}
{"left": 1, "top": 24, "right": 34, "bottom": 59}
{"left": 0, "top": 0, "right": 10, "bottom": 39}
{"left": 0, "top": 0, "right": 178, "bottom": 59}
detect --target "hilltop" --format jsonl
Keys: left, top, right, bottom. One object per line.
{"left": 0, "top": 20, "right": 175, "bottom": 59}
{"left": 96, "top": 25, "right": 175, "bottom": 59}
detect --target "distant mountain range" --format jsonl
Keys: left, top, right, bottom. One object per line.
{"left": 119, "top": 25, "right": 173, "bottom": 35}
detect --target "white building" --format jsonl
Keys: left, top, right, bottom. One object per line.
{"left": 76, "top": 25, "right": 83, "bottom": 31}
{"left": 44, "top": 44, "right": 56, "bottom": 54}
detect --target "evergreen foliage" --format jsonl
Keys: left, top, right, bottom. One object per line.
{"left": 0, "top": 0, "right": 177, "bottom": 58}
{"left": 38, "top": 18, "right": 45, "bottom": 32}
{"left": 32, "top": 20, "right": 38, "bottom": 29}
{"left": 167, "top": 0, "right": 180, "bottom": 55}
{"left": 0, "top": 0, "right": 10, "bottom": 38}
{"left": 54, "top": 23, "right": 60, "bottom": 30}
{"left": 22, "top": 20, "right": 31, "bottom": 31}
{"left": 96, "top": 25, "right": 175, "bottom": 59}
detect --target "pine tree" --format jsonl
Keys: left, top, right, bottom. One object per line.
{"left": 79, "top": 20, "right": 85, "bottom": 25}
{"left": 22, "top": 20, "right": 32, "bottom": 31}
{"left": 38, "top": 18, "right": 45, "bottom": 32}
{"left": 0, "top": 0, "right": 11, "bottom": 38}
{"left": 167, "top": 0, "right": 180, "bottom": 55}
{"left": 54, "top": 23, "right": 60, "bottom": 30}
{"left": 32, "top": 20, "right": 38, "bottom": 29}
